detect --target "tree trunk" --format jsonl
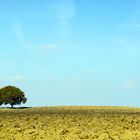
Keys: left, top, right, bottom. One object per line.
{"left": 11, "top": 104, "right": 14, "bottom": 108}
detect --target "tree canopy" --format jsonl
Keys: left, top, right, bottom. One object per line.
{"left": 0, "top": 86, "right": 27, "bottom": 108}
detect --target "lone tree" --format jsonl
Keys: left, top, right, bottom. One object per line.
{"left": 0, "top": 86, "right": 27, "bottom": 108}
{"left": 0, "top": 91, "right": 4, "bottom": 106}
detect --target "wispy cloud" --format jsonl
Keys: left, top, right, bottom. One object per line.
{"left": 50, "top": 0, "right": 76, "bottom": 20}
{"left": 121, "top": 17, "right": 140, "bottom": 31}
{"left": 88, "top": 68, "right": 96, "bottom": 75}
{"left": 48, "top": 0, "right": 76, "bottom": 43}
{"left": 13, "top": 23, "right": 31, "bottom": 48}
{"left": 124, "top": 80, "right": 137, "bottom": 89}
{"left": 38, "top": 44, "right": 58, "bottom": 52}
{"left": 114, "top": 1, "right": 140, "bottom": 47}
{"left": 12, "top": 0, "right": 77, "bottom": 50}
{"left": 13, "top": 22, "right": 58, "bottom": 55}
{"left": 0, "top": 75, "right": 25, "bottom": 83}
{"left": 8, "top": 75, "right": 25, "bottom": 82}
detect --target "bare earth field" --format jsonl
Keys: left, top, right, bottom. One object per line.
{"left": 0, "top": 106, "right": 140, "bottom": 140}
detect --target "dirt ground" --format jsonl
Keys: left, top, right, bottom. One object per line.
{"left": 0, "top": 106, "right": 140, "bottom": 140}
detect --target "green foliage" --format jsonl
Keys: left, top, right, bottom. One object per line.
{"left": 0, "top": 86, "right": 27, "bottom": 108}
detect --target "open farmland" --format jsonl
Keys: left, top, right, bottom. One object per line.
{"left": 0, "top": 106, "right": 140, "bottom": 140}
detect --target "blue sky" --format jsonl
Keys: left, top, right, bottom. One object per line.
{"left": 0, "top": 0, "right": 140, "bottom": 107}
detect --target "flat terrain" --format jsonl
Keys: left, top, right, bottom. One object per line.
{"left": 0, "top": 106, "right": 140, "bottom": 140}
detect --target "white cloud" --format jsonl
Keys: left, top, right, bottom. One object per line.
{"left": 0, "top": 75, "right": 25, "bottom": 84}
{"left": 13, "top": 23, "right": 58, "bottom": 56}
{"left": 8, "top": 75, "right": 25, "bottom": 82}
{"left": 123, "top": 20, "right": 140, "bottom": 30}
{"left": 50, "top": 0, "right": 76, "bottom": 20}
{"left": 124, "top": 80, "right": 137, "bottom": 89}
{"left": 38, "top": 44, "right": 58, "bottom": 51}
{"left": 48, "top": 0, "right": 76, "bottom": 43}
{"left": 115, "top": 37, "right": 128, "bottom": 46}
{"left": 88, "top": 69, "right": 96, "bottom": 74}
{"left": 13, "top": 22, "right": 31, "bottom": 48}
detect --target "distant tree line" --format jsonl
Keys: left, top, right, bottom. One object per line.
{"left": 0, "top": 86, "right": 27, "bottom": 108}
